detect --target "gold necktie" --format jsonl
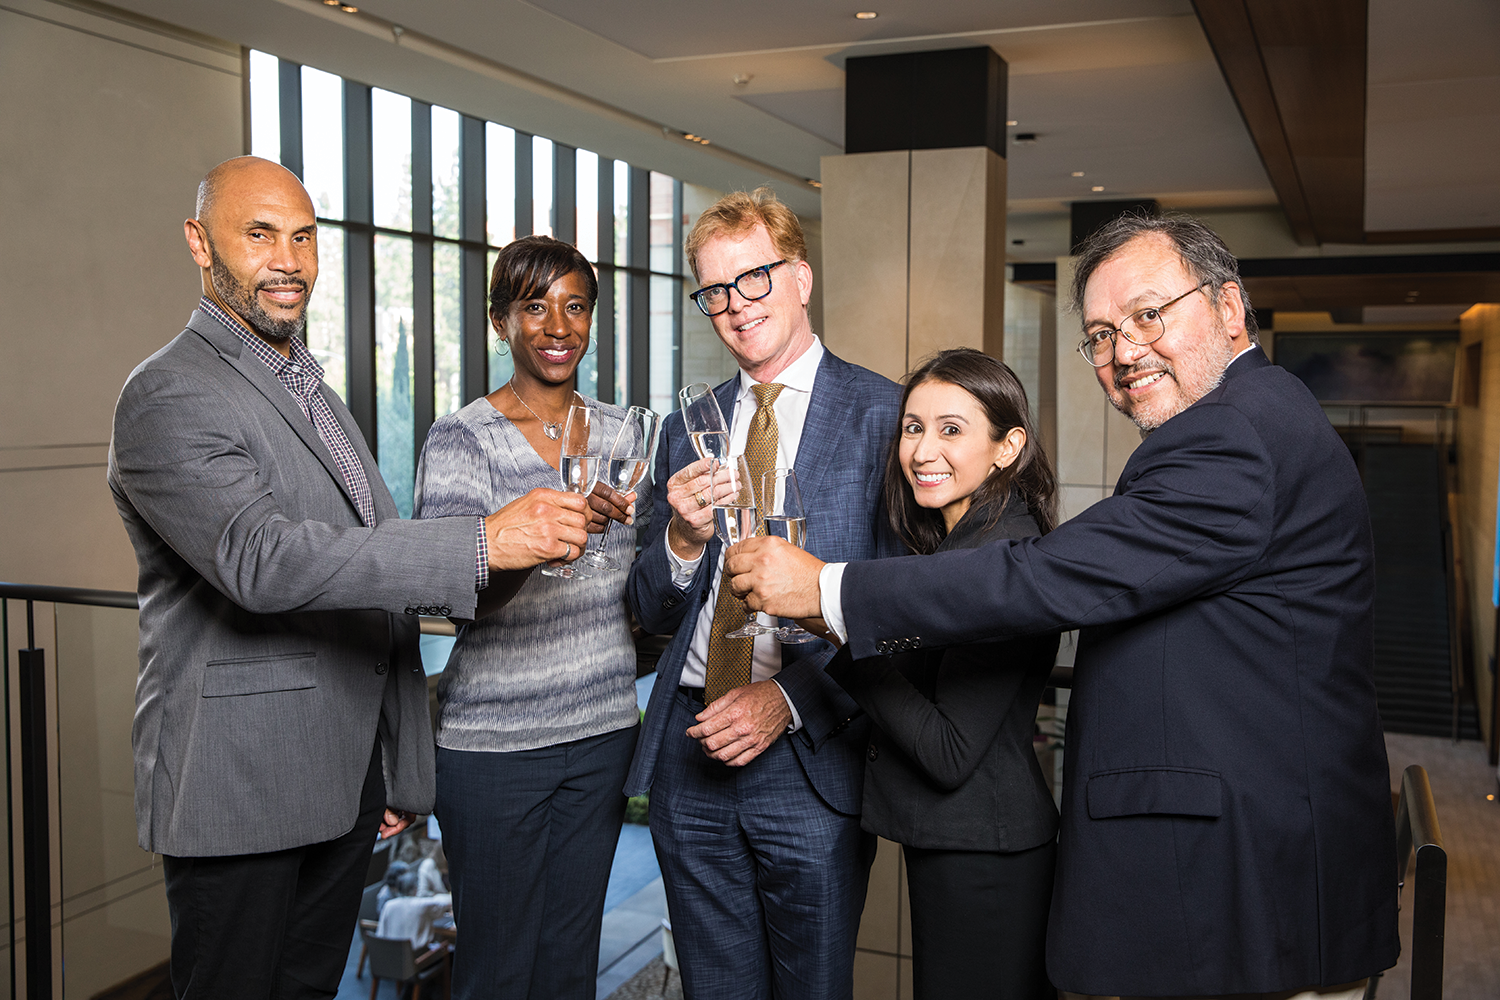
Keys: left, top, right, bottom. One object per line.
{"left": 703, "top": 382, "right": 784, "bottom": 703}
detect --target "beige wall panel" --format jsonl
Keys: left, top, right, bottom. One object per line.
{"left": 907, "top": 147, "right": 1004, "bottom": 365}
{"left": 1055, "top": 258, "right": 1112, "bottom": 492}
{"left": 1458, "top": 304, "right": 1500, "bottom": 744}
{"left": 0, "top": 1, "right": 241, "bottom": 590}
{"left": 1006, "top": 280, "right": 1058, "bottom": 464}
{"left": 820, "top": 151, "right": 910, "bottom": 381}
{"left": 0, "top": 465, "right": 138, "bottom": 590}
{"left": 853, "top": 950, "right": 900, "bottom": 1000}
{"left": 982, "top": 152, "right": 1009, "bottom": 361}
{"left": 856, "top": 835, "right": 902, "bottom": 954}
{"left": 1104, "top": 404, "right": 1143, "bottom": 486}
{"left": 1060, "top": 485, "right": 1108, "bottom": 524}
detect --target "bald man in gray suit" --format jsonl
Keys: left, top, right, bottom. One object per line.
{"left": 109, "top": 156, "right": 590, "bottom": 998}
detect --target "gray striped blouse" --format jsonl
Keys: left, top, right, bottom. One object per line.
{"left": 414, "top": 396, "right": 642, "bottom": 752}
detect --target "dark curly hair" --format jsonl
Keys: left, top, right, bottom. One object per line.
{"left": 884, "top": 349, "right": 1058, "bottom": 555}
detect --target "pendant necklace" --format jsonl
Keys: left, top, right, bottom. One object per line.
{"left": 508, "top": 380, "right": 577, "bottom": 440}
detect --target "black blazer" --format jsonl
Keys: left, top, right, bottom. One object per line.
{"left": 839, "top": 350, "right": 1398, "bottom": 996}
{"left": 827, "top": 502, "right": 1059, "bottom": 853}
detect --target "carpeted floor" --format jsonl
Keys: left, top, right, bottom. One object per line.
{"left": 604, "top": 955, "right": 682, "bottom": 1000}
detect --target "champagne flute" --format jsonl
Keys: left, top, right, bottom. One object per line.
{"left": 679, "top": 382, "right": 731, "bottom": 466}
{"left": 762, "top": 469, "right": 817, "bottom": 643}
{"left": 714, "top": 453, "right": 773, "bottom": 638}
{"left": 578, "top": 406, "right": 661, "bottom": 572}
{"left": 540, "top": 404, "right": 600, "bottom": 579}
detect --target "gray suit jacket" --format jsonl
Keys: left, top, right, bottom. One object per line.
{"left": 109, "top": 308, "right": 480, "bottom": 858}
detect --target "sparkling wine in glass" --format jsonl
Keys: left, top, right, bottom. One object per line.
{"left": 679, "top": 382, "right": 731, "bottom": 466}
{"left": 762, "top": 468, "right": 817, "bottom": 643}
{"left": 579, "top": 406, "right": 661, "bottom": 572}
{"left": 713, "top": 454, "right": 773, "bottom": 638}
{"left": 540, "top": 403, "right": 599, "bottom": 579}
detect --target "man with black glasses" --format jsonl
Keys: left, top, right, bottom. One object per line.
{"left": 729, "top": 214, "right": 1398, "bottom": 1000}
{"left": 625, "top": 188, "right": 900, "bottom": 1000}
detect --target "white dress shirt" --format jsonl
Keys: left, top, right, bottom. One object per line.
{"left": 668, "top": 336, "right": 826, "bottom": 727}
{"left": 818, "top": 343, "right": 1265, "bottom": 643}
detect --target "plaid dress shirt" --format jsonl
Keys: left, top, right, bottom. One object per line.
{"left": 198, "top": 297, "right": 490, "bottom": 590}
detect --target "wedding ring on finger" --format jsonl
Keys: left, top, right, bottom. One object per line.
{"left": 695, "top": 491, "right": 709, "bottom": 508}
{"left": 564, "top": 543, "right": 573, "bottom": 560}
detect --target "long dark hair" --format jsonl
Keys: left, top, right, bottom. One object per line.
{"left": 488, "top": 235, "right": 598, "bottom": 326}
{"left": 883, "top": 349, "right": 1058, "bottom": 555}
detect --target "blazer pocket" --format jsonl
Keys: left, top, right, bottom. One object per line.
{"left": 202, "top": 652, "right": 317, "bottom": 698}
{"left": 1086, "top": 766, "right": 1223, "bottom": 819}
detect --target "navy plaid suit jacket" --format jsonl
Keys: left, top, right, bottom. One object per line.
{"left": 625, "top": 347, "right": 901, "bottom": 812}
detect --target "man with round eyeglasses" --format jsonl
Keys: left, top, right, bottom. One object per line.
{"left": 626, "top": 188, "right": 900, "bottom": 1000}
{"left": 728, "top": 213, "right": 1398, "bottom": 999}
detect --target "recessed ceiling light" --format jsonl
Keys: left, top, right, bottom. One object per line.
{"left": 1071, "top": 171, "right": 1085, "bottom": 177}
{"left": 340, "top": 4, "right": 358, "bottom": 11}
{"left": 808, "top": 179, "right": 823, "bottom": 189}
{"left": 1006, "top": 120, "right": 1019, "bottom": 127}
{"left": 855, "top": 11, "right": 878, "bottom": 20}
{"left": 1091, "top": 185, "right": 1104, "bottom": 192}
{"left": 323, "top": 0, "right": 340, "bottom": 5}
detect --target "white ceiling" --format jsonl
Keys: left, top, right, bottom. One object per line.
{"left": 99, "top": 0, "right": 1500, "bottom": 257}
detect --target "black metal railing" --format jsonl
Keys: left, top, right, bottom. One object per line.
{"left": 0, "top": 582, "right": 473, "bottom": 999}
{"left": 1394, "top": 763, "right": 1446, "bottom": 1000}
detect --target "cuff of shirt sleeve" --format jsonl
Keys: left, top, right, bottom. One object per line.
{"left": 475, "top": 517, "right": 489, "bottom": 592}
{"left": 770, "top": 678, "right": 803, "bottom": 734}
{"left": 819, "top": 562, "right": 848, "bottom": 645}
{"left": 666, "top": 542, "right": 703, "bottom": 590}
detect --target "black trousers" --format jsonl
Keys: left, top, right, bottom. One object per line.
{"left": 903, "top": 839, "right": 1056, "bottom": 1000}
{"left": 435, "top": 725, "right": 637, "bottom": 1000}
{"left": 162, "top": 741, "right": 384, "bottom": 1000}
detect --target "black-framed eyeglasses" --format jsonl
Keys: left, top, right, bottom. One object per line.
{"left": 690, "top": 260, "right": 787, "bottom": 317}
{"left": 1076, "top": 282, "right": 1210, "bottom": 367}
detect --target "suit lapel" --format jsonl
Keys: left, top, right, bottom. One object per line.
{"left": 791, "top": 352, "right": 848, "bottom": 501}
{"left": 186, "top": 310, "right": 364, "bottom": 520}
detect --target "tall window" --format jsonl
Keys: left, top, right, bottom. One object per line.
{"left": 248, "top": 52, "right": 686, "bottom": 515}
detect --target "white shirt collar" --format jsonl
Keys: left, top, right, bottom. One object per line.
{"left": 737, "top": 335, "right": 824, "bottom": 399}
{"left": 1226, "top": 343, "right": 1261, "bottom": 368}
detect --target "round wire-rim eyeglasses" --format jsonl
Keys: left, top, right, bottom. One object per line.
{"left": 690, "top": 260, "right": 787, "bottom": 317}
{"left": 1077, "top": 282, "right": 1210, "bottom": 367}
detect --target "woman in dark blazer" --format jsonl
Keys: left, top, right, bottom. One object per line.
{"left": 826, "top": 348, "right": 1060, "bottom": 1000}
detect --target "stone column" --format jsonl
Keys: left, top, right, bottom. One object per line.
{"left": 820, "top": 47, "right": 1009, "bottom": 381}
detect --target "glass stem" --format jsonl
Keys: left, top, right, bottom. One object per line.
{"left": 588, "top": 518, "right": 612, "bottom": 553}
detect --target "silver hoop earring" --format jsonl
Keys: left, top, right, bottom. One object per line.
{"left": 496, "top": 338, "right": 510, "bottom": 356}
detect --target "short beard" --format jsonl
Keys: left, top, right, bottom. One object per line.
{"left": 207, "top": 241, "right": 308, "bottom": 344}
{"left": 1108, "top": 317, "right": 1234, "bottom": 434}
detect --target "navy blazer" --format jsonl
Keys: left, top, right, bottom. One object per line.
{"left": 827, "top": 500, "right": 1060, "bottom": 853}
{"left": 840, "top": 350, "right": 1398, "bottom": 995}
{"left": 625, "top": 348, "right": 901, "bottom": 814}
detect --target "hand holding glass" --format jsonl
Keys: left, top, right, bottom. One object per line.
{"left": 714, "top": 454, "right": 773, "bottom": 638}
{"left": 540, "top": 404, "right": 599, "bottom": 579}
{"left": 579, "top": 406, "right": 660, "bottom": 572}
{"left": 761, "top": 468, "right": 817, "bottom": 643}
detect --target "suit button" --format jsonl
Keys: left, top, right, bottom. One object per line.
{"left": 663, "top": 597, "right": 679, "bottom": 610}
{"left": 867, "top": 744, "right": 879, "bottom": 761}
{"left": 875, "top": 641, "right": 887, "bottom": 654}
{"left": 700, "top": 590, "right": 710, "bottom": 603}
{"left": 439, "top": 606, "right": 452, "bottom": 616}
{"left": 910, "top": 637, "right": 922, "bottom": 649}
{"left": 404, "top": 607, "right": 417, "bottom": 615}
{"left": 375, "top": 662, "right": 388, "bottom": 675}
